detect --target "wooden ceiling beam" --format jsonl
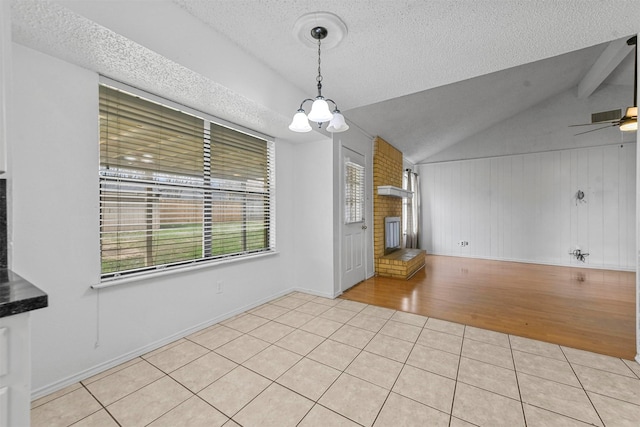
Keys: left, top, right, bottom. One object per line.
{"left": 578, "top": 38, "right": 633, "bottom": 99}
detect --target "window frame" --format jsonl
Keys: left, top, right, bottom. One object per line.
{"left": 97, "top": 77, "right": 276, "bottom": 286}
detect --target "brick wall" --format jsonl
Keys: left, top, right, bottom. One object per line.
{"left": 373, "top": 136, "right": 403, "bottom": 274}
{"left": 377, "top": 249, "right": 426, "bottom": 279}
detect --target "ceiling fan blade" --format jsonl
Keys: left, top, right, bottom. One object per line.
{"left": 574, "top": 125, "right": 615, "bottom": 136}
{"left": 569, "top": 121, "right": 618, "bottom": 127}
{"left": 591, "top": 109, "right": 622, "bottom": 123}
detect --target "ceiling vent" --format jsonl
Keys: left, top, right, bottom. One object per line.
{"left": 591, "top": 109, "right": 621, "bottom": 123}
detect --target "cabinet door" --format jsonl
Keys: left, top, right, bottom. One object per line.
{"left": 0, "top": 328, "right": 6, "bottom": 376}
{"left": 0, "top": 387, "right": 7, "bottom": 427}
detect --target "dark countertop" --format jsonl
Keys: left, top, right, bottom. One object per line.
{"left": 0, "top": 269, "right": 48, "bottom": 318}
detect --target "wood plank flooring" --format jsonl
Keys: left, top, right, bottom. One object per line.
{"left": 340, "top": 255, "right": 637, "bottom": 360}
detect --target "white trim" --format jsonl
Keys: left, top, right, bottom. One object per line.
{"left": 92, "top": 251, "right": 279, "bottom": 289}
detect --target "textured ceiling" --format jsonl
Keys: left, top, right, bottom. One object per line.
{"left": 10, "top": 0, "right": 310, "bottom": 143}
{"left": 173, "top": 0, "right": 639, "bottom": 109}
{"left": 10, "top": 0, "right": 640, "bottom": 162}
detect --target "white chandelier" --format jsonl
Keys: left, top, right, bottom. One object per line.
{"left": 289, "top": 26, "right": 349, "bottom": 133}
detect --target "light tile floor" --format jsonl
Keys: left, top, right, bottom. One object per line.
{"left": 31, "top": 292, "right": 640, "bottom": 427}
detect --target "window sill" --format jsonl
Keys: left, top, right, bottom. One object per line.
{"left": 91, "top": 251, "right": 280, "bottom": 290}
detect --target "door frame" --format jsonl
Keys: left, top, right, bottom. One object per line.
{"left": 338, "top": 141, "right": 374, "bottom": 293}
{"left": 341, "top": 146, "right": 367, "bottom": 291}
{"left": 332, "top": 130, "right": 374, "bottom": 297}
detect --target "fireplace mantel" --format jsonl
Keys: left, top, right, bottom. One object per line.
{"left": 377, "top": 185, "right": 413, "bottom": 198}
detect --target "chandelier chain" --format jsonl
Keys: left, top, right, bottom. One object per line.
{"left": 316, "top": 36, "right": 323, "bottom": 84}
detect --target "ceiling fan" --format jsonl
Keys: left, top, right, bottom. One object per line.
{"left": 570, "top": 35, "right": 637, "bottom": 135}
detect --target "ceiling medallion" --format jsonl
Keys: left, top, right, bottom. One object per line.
{"left": 292, "top": 11, "right": 347, "bottom": 50}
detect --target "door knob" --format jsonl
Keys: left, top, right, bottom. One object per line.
{"left": 362, "top": 225, "right": 367, "bottom": 230}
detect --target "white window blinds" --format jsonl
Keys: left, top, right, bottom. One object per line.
{"left": 344, "top": 160, "right": 365, "bottom": 224}
{"left": 209, "top": 123, "right": 274, "bottom": 256}
{"left": 99, "top": 84, "right": 275, "bottom": 281}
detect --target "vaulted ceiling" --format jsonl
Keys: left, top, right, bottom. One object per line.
{"left": 348, "top": 42, "right": 635, "bottom": 162}
{"left": 10, "top": 1, "right": 640, "bottom": 163}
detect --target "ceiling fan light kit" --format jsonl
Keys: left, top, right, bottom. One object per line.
{"left": 289, "top": 13, "right": 349, "bottom": 134}
{"left": 619, "top": 106, "right": 638, "bottom": 131}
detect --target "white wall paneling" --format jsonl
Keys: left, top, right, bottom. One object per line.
{"left": 419, "top": 144, "right": 636, "bottom": 270}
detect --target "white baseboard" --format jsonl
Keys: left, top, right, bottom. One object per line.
{"left": 425, "top": 252, "right": 635, "bottom": 272}
{"left": 291, "top": 286, "right": 335, "bottom": 299}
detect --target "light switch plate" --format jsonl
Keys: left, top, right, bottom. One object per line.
{"left": 0, "top": 328, "right": 7, "bottom": 377}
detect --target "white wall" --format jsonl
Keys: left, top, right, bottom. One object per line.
{"left": 8, "top": 43, "right": 334, "bottom": 397}
{"left": 420, "top": 144, "right": 636, "bottom": 269}
{"left": 0, "top": 0, "right": 9, "bottom": 174}
{"left": 291, "top": 137, "right": 336, "bottom": 297}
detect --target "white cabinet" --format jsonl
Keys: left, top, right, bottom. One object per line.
{"left": 0, "top": 328, "right": 7, "bottom": 376}
{"left": 0, "top": 313, "right": 32, "bottom": 427}
{"left": 0, "top": 387, "right": 7, "bottom": 427}
{"left": 0, "top": 269, "right": 46, "bottom": 427}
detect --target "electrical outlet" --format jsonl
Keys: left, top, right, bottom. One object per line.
{"left": 216, "top": 281, "right": 223, "bottom": 294}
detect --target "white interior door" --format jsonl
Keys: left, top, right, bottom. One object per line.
{"left": 342, "top": 148, "right": 367, "bottom": 291}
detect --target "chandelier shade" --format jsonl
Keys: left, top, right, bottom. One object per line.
{"left": 327, "top": 110, "right": 349, "bottom": 132}
{"left": 288, "top": 109, "right": 312, "bottom": 132}
{"left": 308, "top": 98, "right": 334, "bottom": 123}
{"left": 290, "top": 25, "right": 348, "bottom": 133}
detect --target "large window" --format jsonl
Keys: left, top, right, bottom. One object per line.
{"left": 99, "top": 84, "right": 275, "bottom": 281}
